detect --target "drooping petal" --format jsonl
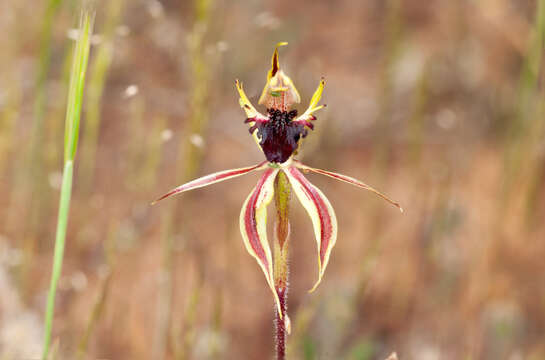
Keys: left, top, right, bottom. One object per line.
{"left": 284, "top": 167, "right": 338, "bottom": 293}
{"left": 152, "top": 162, "right": 268, "bottom": 204}
{"left": 240, "top": 168, "right": 283, "bottom": 316}
{"left": 294, "top": 161, "right": 403, "bottom": 212}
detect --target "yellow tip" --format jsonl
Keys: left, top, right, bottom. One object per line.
{"left": 276, "top": 41, "right": 288, "bottom": 47}
{"left": 308, "top": 277, "right": 322, "bottom": 293}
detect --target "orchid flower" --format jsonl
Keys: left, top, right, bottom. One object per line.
{"left": 153, "top": 43, "right": 402, "bottom": 321}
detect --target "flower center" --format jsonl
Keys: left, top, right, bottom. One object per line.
{"left": 256, "top": 109, "right": 308, "bottom": 163}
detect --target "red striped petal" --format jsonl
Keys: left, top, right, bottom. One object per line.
{"left": 284, "top": 167, "right": 338, "bottom": 293}
{"left": 295, "top": 161, "right": 403, "bottom": 212}
{"left": 152, "top": 162, "right": 268, "bottom": 204}
{"left": 240, "top": 168, "right": 283, "bottom": 316}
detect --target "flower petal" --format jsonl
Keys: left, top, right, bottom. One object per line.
{"left": 295, "top": 162, "right": 403, "bottom": 212}
{"left": 258, "top": 42, "right": 301, "bottom": 110}
{"left": 306, "top": 77, "right": 326, "bottom": 113}
{"left": 294, "top": 77, "right": 326, "bottom": 125}
{"left": 235, "top": 79, "right": 268, "bottom": 148}
{"left": 266, "top": 42, "right": 287, "bottom": 82}
{"left": 152, "top": 162, "right": 268, "bottom": 204}
{"left": 240, "top": 168, "right": 283, "bottom": 316}
{"left": 284, "top": 167, "right": 338, "bottom": 293}
{"left": 235, "top": 79, "right": 267, "bottom": 121}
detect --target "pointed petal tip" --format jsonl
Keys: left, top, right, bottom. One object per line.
{"left": 390, "top": 200, "right": 403, "bottom": 213}
{"left": 151, "top": 191, "right": 176, "bottom": 205}
{"left": 308, "top": 278, "right": 322, "bottom": 293}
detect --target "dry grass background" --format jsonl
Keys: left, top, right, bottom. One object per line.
{"left": 0, "top": 0, "right": 544, "bottom": 359}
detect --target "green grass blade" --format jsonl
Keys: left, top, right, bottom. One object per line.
{"left": 42, "top": 8, "right": 95, "bottom": 360}
{"left": 80, "top": 0, "right": 124, "bottom": 192}
{"left": 42, "top": 160, "right": 73, "bottom": 360}
{"left": 64, "top": 11, "right": 93, "bottom": 162}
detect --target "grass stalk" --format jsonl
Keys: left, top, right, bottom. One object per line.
{"left": 80, "top": 0, "right": 124, "bottom": 193}
{"left": 5, "top": 0, "right": 64, "bottom": 296}
{"left": 501, "top": 0, "right": 545, "bottom": 203}
{"left": 0, "top": 71, "right": 20, "bottom": 174}
{"left": 6, "top": 0, "right": 63, "bottom": 231}
{"left": 76, "top": 219, "right": 118, "bottom": 359}
{"left": 153, "top": 0, "right": 213, "bottom": 356}
{"left": 41, "top": 9, "right": 95, "bottom": 360}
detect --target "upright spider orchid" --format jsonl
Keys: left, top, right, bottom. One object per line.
{"left": 153, "top": 43, "right": 402, "bottom": 356}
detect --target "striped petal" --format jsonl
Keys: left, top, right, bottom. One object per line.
{"left": 294, "top": 161, "right": 403, "bottom": 212}
{"left": 152, "top": 162, "right": 268, "bottom": 204}
{"left": 284, "top": 167, "right": 338, "bottom": 293}
{"left": 240, "top": 168, "right": 283, "bottom": 316}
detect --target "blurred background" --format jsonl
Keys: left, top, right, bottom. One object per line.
{"left": 1, "top": 0, "right": 544, "bottom": 359}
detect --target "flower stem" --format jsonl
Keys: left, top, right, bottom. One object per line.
{"left": 275, "top": 287, "right": 288, "bottom": 359}
{"left": 274, "top": 171, "right": 291, "bottom": 360}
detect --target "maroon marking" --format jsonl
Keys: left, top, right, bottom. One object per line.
{"left": 295, "top": 120, "right": 314, "bottom": 130}
{"left": 245, "top": 117, "right": 268, "bottom": 124}
{"left": 271, "top": 51, "right": 279, "bottom": 77}
{"left": 288, "top": 167, "right": 333, "bottom": 265}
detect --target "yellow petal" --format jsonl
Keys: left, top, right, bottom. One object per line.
{"left": 296, "top": 78, "right": 326, "bottom": 123}
{"left": 235, "top": 79, "right": 267, "bottom": 148}
{"left": 308, "top": 77, "right": 325, "bottom": 111}
{"left": 235, "top": 79, "right": 262, "bottom": 119}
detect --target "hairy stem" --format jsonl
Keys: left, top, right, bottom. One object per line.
{"left": 274, "top": 171, "right": 291, "bottom": 360}
{"left": 275, "top": 287, "right": 288, "bottom": 359}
